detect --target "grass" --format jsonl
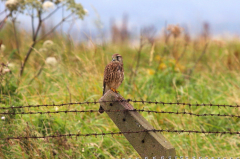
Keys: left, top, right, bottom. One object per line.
{"left": 0, "top": 24, "right": 240, "bottom": 158}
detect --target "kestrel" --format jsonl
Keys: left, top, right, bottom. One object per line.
{"left": 99, "top": 53, "right": 124, "bottom": 113}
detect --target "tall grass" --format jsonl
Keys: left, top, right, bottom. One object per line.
{"left": 0, "top": 23, "right": 240, "bottom": 158}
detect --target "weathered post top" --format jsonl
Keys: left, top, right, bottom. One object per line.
{"left": 99, "top": 90, "right": 176, "bottom": 158}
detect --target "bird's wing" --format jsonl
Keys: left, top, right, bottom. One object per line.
{"left": 103, "top": 63, "right": 111, "bottom": 95}
{"left": 120, "top": 63, "right": 124, "bottom": 83}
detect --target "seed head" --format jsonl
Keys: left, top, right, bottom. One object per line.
{"left": 5, "top": 0, "right": 19, "bottom": 11}
{"left": 42, "top": 1, "right": 55, "bottom": 11}
{"left": 167, "top": 24, "right": 182, "bottom": 38}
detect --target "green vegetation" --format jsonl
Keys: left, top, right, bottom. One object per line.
{"left": 1, "top": 22, "right": 240, "bottom": 158}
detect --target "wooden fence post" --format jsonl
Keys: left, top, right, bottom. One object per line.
{"left": 99, "top": 90, "right": 176, "bottom": 158}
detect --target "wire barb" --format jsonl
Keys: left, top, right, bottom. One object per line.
{"left": 1, "top": 109, "right": 239, "bottom": 119}
{"left": 1, "top": 129, "right": 239, "bottom": 140}
{"left": 1, "top": 100, "right": 239, "bottom": 110}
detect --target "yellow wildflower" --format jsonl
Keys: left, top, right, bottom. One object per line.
{"left": 158, "top": 63, "right": 167, "bottom": 70}
{"left": 147, "top": 69, "right": 155, "bottom": 75}
{"left": 175, "top": 63, "right": 185, "bottom": 72}
{"left": 169, "top": 59, "right": 176, "bottom": 64}
{"left": 154, "top": 55, "right": 162, "bottom": 62}
{"left": 168, "top": 59, "right": 176, "bottom": 67}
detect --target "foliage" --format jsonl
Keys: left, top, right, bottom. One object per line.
{"left": 0, "top": 20, "right": 240, "bottom": 158}
{"left": 0, "top": 0, "right": 87, "bottom": 78}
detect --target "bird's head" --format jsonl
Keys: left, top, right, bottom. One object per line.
{"left": 112, "top": 53, "right": 123, "bottom": 63}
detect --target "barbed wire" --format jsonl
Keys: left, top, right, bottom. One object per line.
{"left": 1, "top": 109, "right": 239, "bottom": 119}
{"left": 0, "top": 99, "right": 239, "bottom": 110}
{"left": 1, "top": 129, "right": 240, "bottom": 140}
{"left": 0, "top": 101, "right": 103, "bottom": 110}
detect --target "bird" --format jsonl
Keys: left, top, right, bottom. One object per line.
{"left": 99, "top": 53, "right": 124, "bottom": 113}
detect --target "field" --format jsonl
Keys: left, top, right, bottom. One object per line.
{"left": 0, "top": 23, "right": 240, "bottom": 158}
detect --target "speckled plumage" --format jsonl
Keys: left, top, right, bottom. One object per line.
{"left": 99, "top": 54, "right": 124, "bottom": 113}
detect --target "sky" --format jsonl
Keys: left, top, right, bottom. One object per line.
{"left": 1, "top": 0, "right": 240, "bottom": 38}
{"left": 78, "top": 0, "right": 240, "bottom": 36}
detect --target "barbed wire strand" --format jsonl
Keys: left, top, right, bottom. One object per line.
{"left": 0, "top": 109, "right": 239, "bottom": 119}
{"left": 1, "top": 129, "right": 240, "bottom": 140}
{"left": 0, "top": 99, "right": 239, "bottom": 110}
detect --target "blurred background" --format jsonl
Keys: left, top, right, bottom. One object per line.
{"left": 0, "top": 0, "right": 240, "bottom": 158}
{"left": 1, "top": 0, "right": 240, "bottom": 41}
{"left": 79, "top": 0, "right": 240, "bottom": 35}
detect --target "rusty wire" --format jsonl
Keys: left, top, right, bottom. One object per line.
{"left": 0, "top": 99, "right": 239, "bottom": 110}
{"left": 1, "top": 129, "right": 240, "bottom": 140}
{"left": 0, "top": 101, "right": 103, "bottom": 110}
{"left": 0, "top": 109, "right": 239, "bottom": 119}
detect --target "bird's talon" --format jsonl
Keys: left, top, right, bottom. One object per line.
{"left": 111, "top": 88, "right": 119, "bottom": 93}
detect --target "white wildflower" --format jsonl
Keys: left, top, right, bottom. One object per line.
{"left": 55, "top": 106, "right": 59, "bottom": 111}
{"left": 84, "top": 9, "right": 88, "bottom": 15}
{"left": 1, "top": 44, "right": 6, "bottom": 52}
{"left": 42, "top": 1, "right": 55, "bottom": 11}
{"left": 7, "top": 63, "right": 15, "bottom": 68}
{"left": 5, "top": 0, "right": 19, "bottom": 11}
{"left": 1, "top": 116, "right": 5, "bottom": 120}
{"left": 45, "top": 57, "right": 57, "bottom": 66}
{"left": 39, "top": 48, "right": 47, "bottom": 53}
{"left": 43, "top": 40, "right": 54, "bottom": 47}
{"left": 3, "top": 68, "right": 11, "bottom": 74}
